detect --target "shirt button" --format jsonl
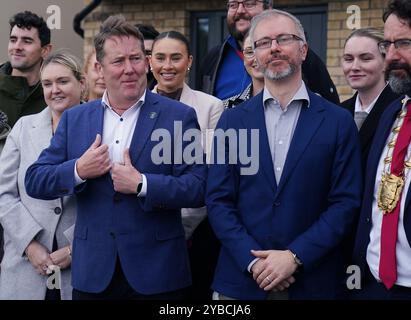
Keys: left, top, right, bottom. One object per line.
{"left": 116, "top": 140, "right": 119, "bottom": 144}
{"left": 279, "top": 140, "right": 283, "bottom": 145}
{"left": 276, "top": 167, "right": 281, "bottom": 171}
{"left": 120, "top": 118, "right": 123, "bottom": 122}
{"left": 54, "top": 207, "right": 62, "bottom": 215}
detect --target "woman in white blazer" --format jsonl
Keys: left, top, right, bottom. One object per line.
{"left": 150, "top": 31, "right": 224, "bottom": 239}
{"left": 0, "top": 50, "right": 85, "bottom": 300}
{"left": 150, "top": 31, "right": 224, "bottom": 299}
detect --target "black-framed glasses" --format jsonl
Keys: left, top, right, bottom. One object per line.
{"left": 226, "top": 0, "right": 264, "bottom": 10}
{"left": 254, "top": 34, "right": 304, "bottom": 49}
{"left": 243, "top": 47, "right": 255, "bottom": 58}
{"left": 378, "top": 39, "right": 411, "bottom": 54}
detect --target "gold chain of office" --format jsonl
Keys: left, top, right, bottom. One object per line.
{"left": 377, "top": 101, "right": 411, "bottom": 214}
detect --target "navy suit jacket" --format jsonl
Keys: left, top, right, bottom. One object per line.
{"left": 206, "top": 90, "right": 362, "bottom": 299}
{"left": 353, "top": 96, "right": 411, "bottom": 276}
{"left": 25, "top": 91, "right": 207, "bottom": 294}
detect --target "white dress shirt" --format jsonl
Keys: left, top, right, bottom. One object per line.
{"left": 74, "top": 90, "right": 147, "bottom": 196}
{"left": 367, "top": 95, "right": 411, "bottom": 287}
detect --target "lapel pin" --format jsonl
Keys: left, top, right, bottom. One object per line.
{"left": 149, "top": 112, "right": 157, "bottom": 119}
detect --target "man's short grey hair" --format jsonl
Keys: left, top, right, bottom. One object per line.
{"left": 249, "top": 9, "right": 306, "bottom": 49}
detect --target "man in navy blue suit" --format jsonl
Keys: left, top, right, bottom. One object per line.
{"left": 206, "top": 9, "right": 362, "bottom": 300}
{"left": 25, "top": 15, "right": 206, "bottom": 300}
{"left": 352, "top": 0, "right": 411, "bottom": 300}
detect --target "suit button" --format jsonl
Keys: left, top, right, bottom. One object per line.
{"left": 109, "top": 232, "right": 116, "bottom": 239}
{"left": 366, "top": 217, "right": 370, "bottom": 223}
{"left": 54, "top": 207, "right": 62, "bottom": 215}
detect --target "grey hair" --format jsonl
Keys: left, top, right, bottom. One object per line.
{"left": 249, "top": 9, "right": 306, "bottom": 49}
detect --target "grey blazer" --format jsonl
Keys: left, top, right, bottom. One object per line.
{"left": 0, "top": 107, "right": 76, "bottom": 300}
{"left": 153, "top": 83, "right": 224, "bottom": 239}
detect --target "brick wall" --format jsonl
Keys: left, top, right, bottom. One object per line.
{"left": 327, "top": 0, "right": 386, "bottom": 101}
{"left": 83, "top": 0, "right": 388, "bottom": 102}
{"left": 82, "top": 0, "right": 226, "bottom": 59}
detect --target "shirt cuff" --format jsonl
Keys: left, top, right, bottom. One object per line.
{"left": 247, "top": 258, "right": 260, "bottom": 273}
{"left": 137, "top": 174, "right": 147, "bottom": 197}
{"left": 74, "top": 160, "right": 86, "bottom": 186}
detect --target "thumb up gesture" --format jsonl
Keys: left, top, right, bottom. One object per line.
{"left": 77, "top": 134, "right": 111, "bottom": 180}
{"left": 111, "top": 148, "right": 142, "bottom": 194}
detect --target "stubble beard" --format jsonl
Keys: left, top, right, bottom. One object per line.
{"left": 10, "top": 57, "right": 41, "bottom": 73}
{"left": 262, "top": 62, "right": 297, "bottom": 81}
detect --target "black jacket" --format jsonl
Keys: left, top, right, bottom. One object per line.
{"left": 340, "top": 85, "right": 399, "bottom": 169}
{"left": 0, "top": 62, "right": 46, "bottom": 128}
{"left": 197, "top": 38, "right": 340, "bottom": 104}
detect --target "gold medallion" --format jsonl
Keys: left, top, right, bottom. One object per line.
{"left": 377, "top": 173, "right": 405, "bottom": 214}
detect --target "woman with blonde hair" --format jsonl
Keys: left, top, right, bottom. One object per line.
{"left": 83, "top": 49, "right": 105, "bottom": 101}
{"left": 0, "top": 50, "right": 85, "bottom": 299}
{"left": 341, "top": 27, "right": 399, "bottom": 167}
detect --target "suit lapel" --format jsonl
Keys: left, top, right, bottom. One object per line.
{"left": 30, "top": 107, "right": 53, "bottom": 155}
{"left": 341, "top": 93, "right": 356, "bottom": 116}
{"left": 129, "top": 91, "right": 161, "bottom": 163}
{"left": 366, "top": 98, "right": 403, "bottom": 187}
{"left": 241, "top": 93, "right": 276, "bottom": 192}
{"left": 180, "top": 83, "right": 195, "bottom": 107}
{"left": 359, "top": 86, "right": 399, "bottom": 151}
{"left": 87, "top": 100, "right": 104, "bottom": 145}
{"left": 275, "top": 93, "right": 324, "bottom": 197}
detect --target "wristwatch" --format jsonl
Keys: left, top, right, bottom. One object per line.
{"left": 136, "top": 181, "right": 142, "bottom": 195}
{"left": 289, "top": 250, "right": 303, "bottom": 267}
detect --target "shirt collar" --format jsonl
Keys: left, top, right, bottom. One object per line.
{"left": 402, "top": 95, "right": 411, "bottom": 106}
{"left": 263, "top": 81, "right": 310, "bottom": 110}
{"left": 354, "top": 85, "right": 387, "bottom": 114}
{"left": 101, "top": 89, "right": 146, "bottom": 113}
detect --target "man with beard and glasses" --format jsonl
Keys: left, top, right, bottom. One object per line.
{"left": 207, "top": 10, "right": 361, "bottom": 300}
{"left": 197, "top": 0, "right": 340, "bottom": 105}
{"left": 0, "top": 10, "right": 51, "bottom": 264}
{"left": 352, "top": 0, "right": 411, "bottom": 300}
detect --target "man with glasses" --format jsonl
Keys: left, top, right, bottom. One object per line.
{"left": 197, "top": 0, "right": 340, "bottom": 104}
{"left": 192, "top": 0, "right": 340, "bottom": 300}
{"left": 207, "top": 9, "right": 361, "bottom": 300}
{"left": 352, "top": 0, "right": 411, "bottom": 299}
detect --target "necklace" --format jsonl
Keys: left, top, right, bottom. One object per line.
{"left": 377, "top": 99, "right": 411, "bottom": 214}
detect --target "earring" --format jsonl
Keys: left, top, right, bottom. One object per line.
{"left": 150, "top": 67, "right": 153, "bottom": 71}
{"left": 187, "top": 67, "right": 190, "bottom": 72}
